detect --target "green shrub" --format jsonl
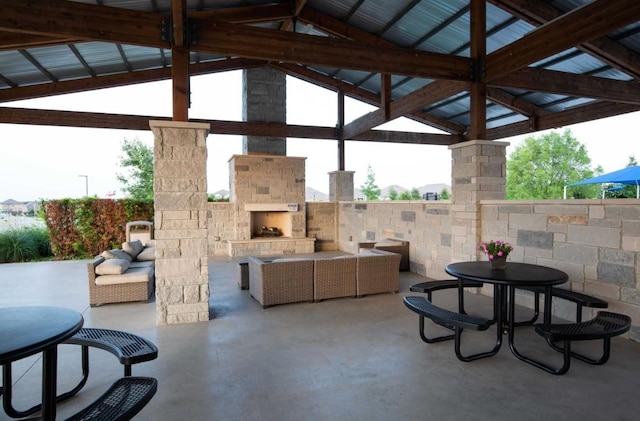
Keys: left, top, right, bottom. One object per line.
{"left": 0, "top": 227, "right": 52, "bottom": 263}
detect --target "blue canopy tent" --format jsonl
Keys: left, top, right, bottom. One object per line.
{"left": 564, "top": 166, "right": 640, "bottom": 199}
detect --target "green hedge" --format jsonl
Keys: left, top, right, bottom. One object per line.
{"left": 42, "top": 198, "right": 153, "bottom": 260}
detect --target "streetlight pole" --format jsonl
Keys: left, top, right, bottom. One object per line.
{"left": 78, "top": 175, "right": 88, "bottom": 197}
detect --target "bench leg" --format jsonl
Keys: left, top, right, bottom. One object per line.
{"left": 548, "top": 337, "right": 612, "bottom": 365}
{"left": 453, "top": 327, "right": 502, "bottom": 362}
{"left": 418, "top": 315, "right": 455, "bottom": 343}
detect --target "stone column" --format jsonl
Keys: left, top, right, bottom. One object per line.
{"left": 448, "top": 139, "right": 509, "bottom": 261}
{"left": 329, "top": 171, "right": 355, "bottom": 201}
{"left": 242, "top": 67, "right": 286, "bottom": 155}
{"left": 150, "top": 120, "right": 210, "bottom": 325}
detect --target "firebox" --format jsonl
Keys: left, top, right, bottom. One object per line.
{"left": 251, "top": 211, "right": 292, "bottom": 238}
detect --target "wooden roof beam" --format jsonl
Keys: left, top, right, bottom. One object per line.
{"left": 485, "top": 0, "right": 640, "bottom": 82}
{"left": 491, "top": 68, "right": 640, "bottom": 105}
{"left": 486, "top": 87, "right": 548, "bottom": 118}
{"left": 488, "top": 0, "right": 640, "bottom": 79}
{"left": 486, "top": 101, "right": 640, "bottom": 140}
{"left": 194, "top": 20, "right": 471, "bottom": 81}
{"left": 0, "top": 58, "right": 263, "bottom": 103}
{"left": 342, "top": 80, "right": 469, "bottom": 139}
{"left": 0, "top": 106, "right": 457, "bottom": 145}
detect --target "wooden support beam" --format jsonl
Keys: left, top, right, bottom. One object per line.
{"left": 381, "top": 74, "right": 392, "bottom": 121}
{"left": 195, "top": 20, "right": 471, "bottom": 81}
{"left": 0, "top": 106, "right": 459, "bottom": 145}
{"left": 337, "top": 90, "right": 345, "bottom": 171}
{"left": 171, "top": 0, "right": 189, "bottom": 121}
{"left": 491, "top": 68, "right": 640, "bottom": 105}
{"left": 487, "top": 0, "right": 640, "bottom": 79}
{"left": 486, "top": 102, "right": 640, "bottom": 140}
{"left": 0, "top": 58, "right": 263, "bottom": 103}
{"left": 486, "top": 87, "right": 548, "bottom": 118}
{"left": 0, "top": 0, "right": 164, "bottom": 48}
{"left": 485, "top": 0, "right": 640, "bottom": 81}
{"left": 342, "top": 80, "right": 469, "bottom": 139}
{"left": 468, "top": 0, "right": 486, "bottom": 140}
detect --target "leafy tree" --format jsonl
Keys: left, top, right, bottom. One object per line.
{"left": 410, "top": 187, "right": 421, "bottom": 200}
{"left": 398, "top": 190, "right": 412, "bottom": 200}
{"left": 507, "top": 129, "right": 599, "bottom": 200}
{"left": 440, "top": 188, "right": 450, "bottom": 200}
{"left": 388, "top": 187, "right": 398, "bottom": 200}
{"left": 117, "top": 138, "right": 154, "bottom": 200}
{"left": 360, "top": 164, "right": 381, "bottom": 200}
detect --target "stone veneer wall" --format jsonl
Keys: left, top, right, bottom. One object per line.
{"left": 306, "top": 202, "right": 339, "bottom": 251}
{"left": 335, "top": 199, "right": 640, "bottom": 341}
{"left": 150, "top": 121, "right": 210, "bottom": 325}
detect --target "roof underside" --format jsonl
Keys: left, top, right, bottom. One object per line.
{"left": 1, "top": 0, "right": 640, "bottom": 144}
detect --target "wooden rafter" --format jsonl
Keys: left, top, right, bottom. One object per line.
{"left": 485, "top": 0, "right": 640, "bottom": 82}
{"left": 488, "top": 0, "right": 640, "bottom": 79}
{"left": 492, "top": 68, "right": 640, "bottom": 105}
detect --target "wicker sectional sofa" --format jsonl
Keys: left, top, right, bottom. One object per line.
{"left": 248, "top": 249, "right": 401, "bottom": 308}
{"left": 87, "top": 239, "right": 156, "bottom": 307}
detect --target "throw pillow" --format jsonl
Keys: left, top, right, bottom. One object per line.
{"left": 122, "top": 240, "right": 144, "bottom": 260}
{"left": 101, "top": 249, "right": 133, "bottom": 262}
{"left": 95, "top": 258, "right": 130, "bottom": 275}
{"left": 136, "top": 247, "right": 156, "bottom": 261}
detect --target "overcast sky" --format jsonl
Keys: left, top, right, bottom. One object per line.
{"left": 1, "top": 70, "right": 638, "bottom": 201}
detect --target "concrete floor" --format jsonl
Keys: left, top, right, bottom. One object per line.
{"left": 2, "top": 254, "right": 640, "bottom": 421}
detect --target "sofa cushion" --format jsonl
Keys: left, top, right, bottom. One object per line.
{"left": 95, "top": 258, "right": 130, "bottom": 275}
{"left": 136, "top": 246, "right": 156, "bottom": 261}
{"left": 101, "top": 249, "right": 133, "bottom": 262}
{"left": 122, "top": 240, "right": 144, "bottom": 260}
{"left": 94, "top": 266, "right": 154, "bottom": 285}
{"left": 271, "top": 258, "right": 312, "bottom": 263}
{"left": 375, "top": 238, "right": 402, "bottom": 247}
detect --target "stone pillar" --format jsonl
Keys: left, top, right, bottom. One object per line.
{"left": 150, "top": 120, "right": 210, "bottom": 325}
{"left": 242, "top": 67, "right": 286, "bottom": 155}
{"left": 329, "top": 171, "right": 355, "bottom": 201}
{"left": 448, "top": 139, "right": 509, "bottom": 261}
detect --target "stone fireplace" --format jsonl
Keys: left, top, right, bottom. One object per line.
{"left": 227, "top": 154, "right": 315, "bottom": 256}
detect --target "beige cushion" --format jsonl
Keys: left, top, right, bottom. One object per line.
{"left": 136, "top": 247, "right": 156, "bottom": 261}
{"left": 95, "top": 259, "right": 130, "bottom": 275}
{"left": 94, "top": 266, "right": 153, "bottom": 285}
{"left": 375, "top": 238, "right": 401, "bottom": 246}
{"left": 101, "top": 249, "right": 133, "bottom": 262}
{"left": 129, "top": 260, "right": 154, "bottom": 269}
{"left": 271, "top": 258, "right": 311, "bottom": 263}
{"left": 122, "top": 240, "right": 144, "bottom": 259}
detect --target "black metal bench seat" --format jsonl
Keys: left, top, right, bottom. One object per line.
{"left": 532, "top": 311, "right": 631, "bottom": 375}
{"left": 518, "top": 285, "right": 608, "bottom": 324}
{"left": 64, "top": 376, "right": 158, "bottom": 421}
{"left": 58, "top": 328, "right": 158, "bottom": 404}
{"left": 403, "top": 296, "right": 499, "bottom": 362}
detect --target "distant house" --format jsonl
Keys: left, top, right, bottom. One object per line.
{"left": 0, "top": 199, "right": 30, "bottom": 215}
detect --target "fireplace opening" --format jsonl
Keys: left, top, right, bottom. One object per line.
{"left": 251, "top": 211, "right": 292, "bottom": 238}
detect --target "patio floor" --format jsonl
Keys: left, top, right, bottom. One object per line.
{"left": 2, "top": 254, "right": 640, "bottom": 420}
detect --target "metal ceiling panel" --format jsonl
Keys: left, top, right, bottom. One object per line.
{"left": 73, "top": 42, "right": 130, "bottom": 75}
{"left": 383, "top": 0, "right": 469, "bottom": 48}
{"left": 0, "top": 51, "right": 44, "bottom": 88}
{"left": 24, "top": 45, "right": 89, "bottom": 82}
